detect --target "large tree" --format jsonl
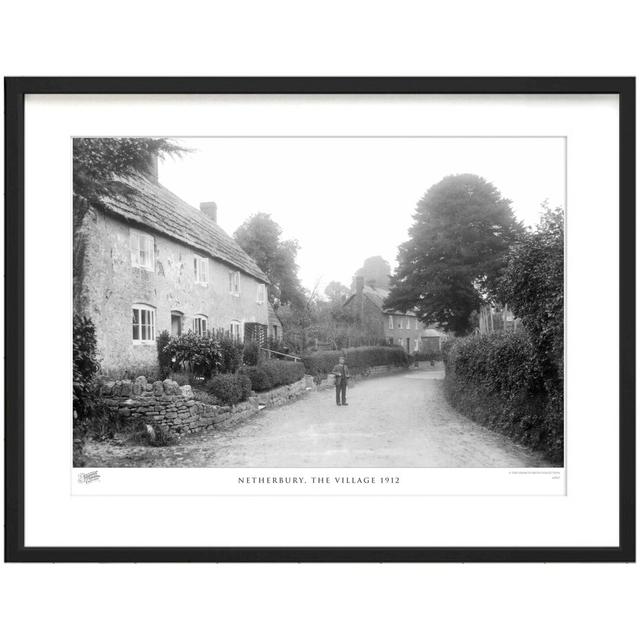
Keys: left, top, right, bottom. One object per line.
{"left": 234, "top": 212, "right": 305, "bottom": 308}
{"left": 324, "top": 280, "right": 350, "bottom": 303}
{"left": 73, "top": 137, "right": 186, "bottom": 202}
{"left": 351, "top": 255, "right": 391, "bottom": 290}
{"left": 386, "top": 174, "right": 523, "bottom": 335}
{"left": 499, "top": 205, "right": 564, "bottom": 373}
{"left": 73, "top": 137, "right": 187, "bottom": 312}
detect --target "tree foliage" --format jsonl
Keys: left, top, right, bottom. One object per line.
{"left": 351, "top": 255, "right": 391, "bottom": 289}
{"left": 73, "top": 137, "right": 187, "bottom": 202}
{"left": 73, "top": 315, "right": 101, "bottom": 421}
{"left": 499, "top": 205, "right": 564, "bottom": 378}
{"left": 324, "top": 280, "right": 350, "bottom": 302}
{"left": 386, "top": 174, "right": 523, "bottom": 335}
{"left": 234, "top": 212, "right": 305, "bottom": 308}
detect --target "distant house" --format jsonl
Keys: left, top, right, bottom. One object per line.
{"left": 73, "top": 162, "right": 270, "bottom": 375}
{"left": 267, "top": 302, "right": 283, "bottom": 343}
{"left": 342, "top": 277, "right": 446, "bottom": 353}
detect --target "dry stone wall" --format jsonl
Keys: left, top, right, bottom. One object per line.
{"left": 100, "top": 375, "right": 315, "bottom": 435}
{"left": 100, "top": 367, "right": 406, "bottom": 436}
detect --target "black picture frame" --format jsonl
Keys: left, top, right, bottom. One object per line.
{"left": 4, "top": 77, "right": 635, "bottom": 563}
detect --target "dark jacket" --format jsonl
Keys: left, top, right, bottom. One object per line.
{"left": 331, "top": 363, "right": 350, "bottom": 386}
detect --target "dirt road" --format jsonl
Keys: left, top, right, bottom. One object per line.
{"left": 84, "top": 366, "right": 548, "bottom": 468}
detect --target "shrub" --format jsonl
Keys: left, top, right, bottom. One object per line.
{"left": 412, "top": 351, "right": 443, "bottom": 362}
{"left": 242, "top": 340, "right": 261, "bottom": 366}
{"left": 127, "top": 416, "right": 176, "bottom": 447}
{"left": 159, "top": 331, "right": 221, "bottom": 378}
{"left": 156, "top": 330, "right": 172, "bottom": 377}
{"left": 302, "top": 346, "right": 408, "bottom": 379}
{"left": 107, "top": 365, "right": 159, "bottom": 382}
{"left": 262, "top": 360, "right": 306, "bottom": 387}
{"left": 73, "top": 315, "right": 101, "bottom": 422}
{"left": 241, "top": 366, "right": 273, "bottom": 392}
{"left": 443, "top": 332, "right": 563, "bottom": 464}
{"left": 217, "top": 332, "right": 244, "bottom": 374}
{"left": 169, "top": 371, "right": 193, "bottom": 387}
{"left": 205, "top": 373, "right": 252, "bottom": 406}
{"left": 241, "top": 360, "right": 306, "bottom": 392}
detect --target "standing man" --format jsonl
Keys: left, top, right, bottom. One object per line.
{"left": 332, "top": 356, "right": 350, "bottom": 406}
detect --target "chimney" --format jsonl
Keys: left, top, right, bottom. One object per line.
{"left": 356, "top": 276, "right": 365, "bottom": 294}
{"left": 145, "top": 153, "right": 159, "bottom": 183}
{"left": 200, "top": 202, "right": 218, "bottom": 223}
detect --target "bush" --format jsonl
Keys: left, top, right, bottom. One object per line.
{"left": 168, "top": 371, "right": 194, "bottom": 387}
{"left": 127, "top": 416, "right": 177, "bottom": 447}
{"left": 412, "top": 351, "right": 443, "bottom": 362}
{"left": 443, "top": 332, "right": 563, "bottom": 464}
{"left": 241, "top": 360, "right": 306, "bottom": 392}
{"left": 263, "top": 360, "right": 306, "bottom": 387}
{"left": 156, "top": 330, "right": 172, "bottom": 377}
{"left": 242, "top": 340, "right": 261, "bottom": 366}
{"left": 241, "top": 366, "right": 273, "bottom": 392}
{"left": 159, "top": 331, "right": 222, "bottom": 378}
{"left": 217, "top": 332, "right": 244, "bottom": 374}
{"left": 73, "top": 315, "right": 101, "bottom": 422}
{"left": 302, "top": 346, "right": 408, "bottom": 380}
{"left": 205, "top": 373, "right": 252, "bottom": 406}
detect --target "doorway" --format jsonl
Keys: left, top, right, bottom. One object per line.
{"left": 171, "top": 312, "right": 183, "bottom": 336}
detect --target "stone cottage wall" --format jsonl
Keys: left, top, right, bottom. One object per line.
{"left": 77, "top": 205, "right": 269, "bottom": 376}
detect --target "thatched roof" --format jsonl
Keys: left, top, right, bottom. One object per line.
{"left": 96, "top": 174, "right": 269, "bottom": 283}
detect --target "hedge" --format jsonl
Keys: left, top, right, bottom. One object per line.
{"left": 205, "top": 373, "right": 252, "bottom": 406}
{"left": 241, "top": 360, "right": 306, "bottom": 392}
{"left": 302, "top": 346, "right": 408, "bottom": 379}
{"left": 443, "top": 333, "right": 563, "bottom": 464}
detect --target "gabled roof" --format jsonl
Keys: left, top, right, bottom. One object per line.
{"left": 344, "top": 285, "right": 418, "bottom": 316}
{"left": 96, "top": 174, "right": 269, "bottom": 283}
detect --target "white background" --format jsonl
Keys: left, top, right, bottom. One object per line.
{"left": 1, "top": 2, "right": 638, "bottom": 639}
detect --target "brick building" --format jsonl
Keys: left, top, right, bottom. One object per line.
{"left": 342, "top": 277, "right": 446, "bottom": 353}
{"left": 73, "top": 166, "right": 270, "bottom": 375}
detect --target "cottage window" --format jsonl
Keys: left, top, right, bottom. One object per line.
{"left": 194, "top": 255, "right": 209, "bottom": 285}
{"left": 256, "top": 283, "right": 266, "bottom": 304}
{"left": 132, "top": 304, "right": 156, "bottom": 343}
{"left": 130, "top": 229, "right": 154, "bottom": 271}
{"left": 272, "top": 325, "right": 279, "bottom": 340}
{"left": 193, "top": 315, "right": 208, "bottom": 336}
{"left": 230, "top": 320, "right": 241, "bottom": 342}
{"left": 388, "top": 315, "right": 394, "bottom": 330}
{"left": 406, "top": 317, "right": 411, "bottom": 329}
{"left": 415, "top": 318, "right": 419, "bottom": 330}
{"left": 228, "top": 271, "right": 241, "bottom": 296}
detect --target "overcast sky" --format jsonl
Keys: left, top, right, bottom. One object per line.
{"left": 158, "top": 137, "right": 565, "bottom": 294}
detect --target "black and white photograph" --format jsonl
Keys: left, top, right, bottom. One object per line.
{"left": 73, "top": 135, "right": 565, "bottom": 471}
{"left": 7, "top": 77, "right": 632, "bottom": 564}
